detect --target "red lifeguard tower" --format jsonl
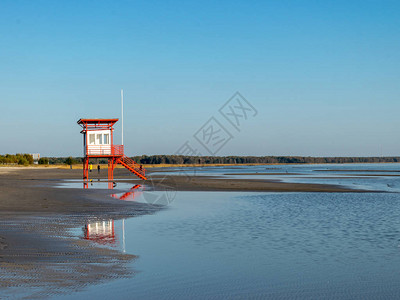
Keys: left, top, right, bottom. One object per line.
{"left": 77, "top": 118, "right": 147, "bottom": 187}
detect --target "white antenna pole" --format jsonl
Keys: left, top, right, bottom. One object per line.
{"left": 121, "top": 89, "right": 124, "bottom": 146}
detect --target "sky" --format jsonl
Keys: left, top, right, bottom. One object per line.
{"left": 0, "top": 0, "right": 399, "bottom": 157}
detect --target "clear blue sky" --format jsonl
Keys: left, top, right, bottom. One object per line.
{"left": 1, "top": 0, "right": 399, "bottom": 157}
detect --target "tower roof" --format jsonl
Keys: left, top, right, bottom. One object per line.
{"left": 77, "top": 118, "right": 119, "bottom": 130}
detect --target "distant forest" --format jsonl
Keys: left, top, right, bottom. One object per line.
{"left": 43, "top": 155, "right": 400, "bottom": 165}
{"left": 0, "top": 154, "right": 34, "bottom": 165}
{"left": 2, "top": 154, "right": 400, "bottom": 166}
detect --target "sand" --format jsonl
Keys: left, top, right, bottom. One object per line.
{"left": 0, "top": 216, "right": 137, "bottom": 298}
{"left": 0, "top": 167, "right": 161, "bottom": 297}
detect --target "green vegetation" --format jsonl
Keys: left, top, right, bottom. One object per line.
{"left": 0, "top": 154, "right": 34, "bottom": 165}
{"left": 40, "top": 157, "right": 82, "bottom": 165}
{"left": 2, "top": 155, "right": 400, "bottom": 166}
{"left": 38, "top": 157, "right": 49, "bottom": 165}
{"left": 65, "top": 156, "right": 78, "bottom": 165}
{"left": 131, "top": 155, "right": 400, "bottom": 165}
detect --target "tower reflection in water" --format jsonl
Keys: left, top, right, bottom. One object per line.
{"left": 84, "top": 220, "right": 116, "bottom": 246}
{"left": 83, "top": 185, "right": 142, "bottom": 250}
{"left": 111, "top": 184, "right": 143, "bottom": 201}
{"left": 84, "top": 219, "right": 130, "bottom": 252}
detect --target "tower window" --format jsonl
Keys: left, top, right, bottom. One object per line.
{"left": 89, "top": 134, "right": 95, "bottom": 145}
{"left": 96, "top": 134, "right": 102, "bottom": 145}
{"left": 103, "top": 134, "right": 110, "bottom": 145}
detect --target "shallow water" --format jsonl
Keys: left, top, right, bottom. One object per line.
{"left": 61, "top": 192, "right": 400, "bottom": 299}
{"left": 56, "top": 179, "right": 139, "bottom": 190}
{"left": 151, "top": 163, "right": 400, "bottom": 192}
{"left": 46, "top": 165, "right": 400, "bottom": 298}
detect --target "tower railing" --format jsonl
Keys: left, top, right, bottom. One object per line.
{"left": 86, "top": 145, "right": 124, "bottom": 156}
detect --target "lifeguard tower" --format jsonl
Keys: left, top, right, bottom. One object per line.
{"left": 77, "top": 118, "right": 146, "bottom": 187}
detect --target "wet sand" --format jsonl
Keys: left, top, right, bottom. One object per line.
{"left": 150, "top": 176, "right": 365, "bottom": 192}
{"left": 0, "top": 167, "right": 364, "bottom": 215}
{"left": 0, "top": 166, "right": 366, "bottom": 297}
{"left": 0, "top": 216, "right": 137, "bottom": 298}
{"left": 0, "top": 167, "right": 158, "bottom": 214}
{"left": 0, "top": 167, "right": 161, "bottom": 298}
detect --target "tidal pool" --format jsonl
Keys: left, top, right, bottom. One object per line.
{"left": 57, "top": 189, "right": 400, "bottom": 299}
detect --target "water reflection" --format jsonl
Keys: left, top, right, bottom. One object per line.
{"left": 83, "top": 179, "right": 118, "bottom": 189}
{"left": 111, "top": 185, "right": 143, "bottom": 201}
{"left": 83, "top": 218, "right": 129, "bottom": 253}
{"left": 79, "top": 179, "right": 143, "bottom": 192}
{"left": 84, "top": 220, "right": 116, "bottom": 246}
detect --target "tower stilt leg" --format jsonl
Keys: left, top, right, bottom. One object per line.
{"left": 83, "top": 157, "right": 89, "bottom": 189}
{"left": 108, "top": 158, "right": 116, "bottom": 189}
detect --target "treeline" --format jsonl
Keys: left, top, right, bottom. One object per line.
{"left": 46, "top": 157, "right": 85, "bottom": 165}
{"left": 0, "top": 155, "right": 82, "bottom": 165}
{"left": 131, "top": 155, "right": 400, "bottom": 165}
{"left": 0, "top": 154, "right": 34, "bottom": 165}
{"left": 46, "top": 157, "right": 107, "bottom": 165}
{"left": 3, "top": 155, "right": 400, "bottom": 166}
